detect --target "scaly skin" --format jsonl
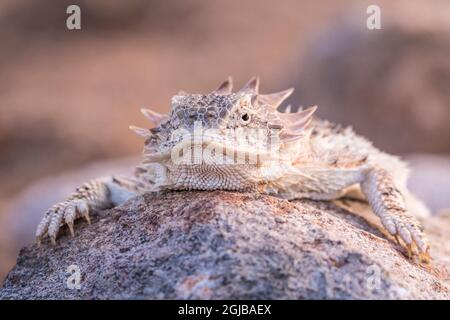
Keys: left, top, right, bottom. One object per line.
{"left": 35, "top": 77, "right": 431, "bottom": 263}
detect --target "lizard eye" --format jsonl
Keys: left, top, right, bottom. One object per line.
{"left": 240, "top": 113, "right": 251, "bottom": 124}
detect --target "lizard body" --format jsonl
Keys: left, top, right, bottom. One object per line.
{"left": 36, "top": 77, "right": 430, "bottom": 262}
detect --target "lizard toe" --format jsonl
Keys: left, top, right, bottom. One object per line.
{"left": 391, "top": 216, "right": 430, "bottom": 262}
{"left": 47, "top": 205, "right": 64, "bottom": 244}
{"left": 64, "top": 203, "right": 77, "bottom": 237}
{"left": 74, "top": 199, "right": 91, "bottom": 224}
{"left": 35, "top": 210, "right": 51, "bottom": 243}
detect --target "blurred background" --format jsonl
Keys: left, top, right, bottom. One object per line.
{"left": 0, "top": 0, "right": 449, "bottom": 282}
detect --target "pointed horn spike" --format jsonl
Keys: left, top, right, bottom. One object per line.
{"left": 257, "top": 88, "right": 294, "bottom": 109}
{"left": 279, "top": 105, "right": 316, "bottom": 134}
{"left": 279, "top": 131, "right": 305, "bottom": 143}
{"left": 294, "top": 116, "right": 313, "bottom": 131}
{"left": 213, "top": 76, "right": 233, "bottom": 95}
{"left": 284, "top": 104, "right": 292, "bottom": 113}
{"left": 294, "top": 105, "right": 317, "bottom": 121}
{"left": 284, "top": 116, "right": 314, "bottom": 135}
{"left": 279, "top": 105, "right": 317, "bottom": 123}
{"left": 239, "top": 76, "right": 260, "bottom": 94}
{"left": 129, "top": 125, "right": 151, "bottom": 138}
{"left": 280, "top": 119, "right": 313, "bottom": 142}
{"left": 140, "top": 108, "right": 169, "bottom": 127}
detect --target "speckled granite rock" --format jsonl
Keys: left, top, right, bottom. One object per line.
{"left": 1, "top": 191, "right": 449, "bottom": 299}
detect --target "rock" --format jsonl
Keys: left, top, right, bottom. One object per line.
{"left": 1, "top": 191, "right": 449, "bottom": 299}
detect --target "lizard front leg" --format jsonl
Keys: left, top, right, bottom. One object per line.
{"left": 35, "top": 176, "right": 138, "bottom": 245}
{"left": 360, "top": 167, "right": 430, "bottom": 263}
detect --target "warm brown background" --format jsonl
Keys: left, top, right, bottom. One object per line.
{"left": 1, "top": 0, "right": 449, "bottom": 282}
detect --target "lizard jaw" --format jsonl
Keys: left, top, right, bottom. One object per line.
{"left": 144, "top": 137, "right": 281, "bottom": 166}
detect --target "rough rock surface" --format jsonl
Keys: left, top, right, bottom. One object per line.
{"left": 1, "top": 191, "right": 449, "bottom": 299}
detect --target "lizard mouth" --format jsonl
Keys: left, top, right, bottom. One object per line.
{"left": 143, "top": 135, "right": 280, "bottom": 166}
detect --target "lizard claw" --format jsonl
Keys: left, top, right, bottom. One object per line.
{"left": 67, "top": 222, "right": 75, "bottom": 237}
{"left": 406, "top": 244, "right": 413, "bottom": 259}
{"left": 385, "top": 215, "right": 430, "bottom": 263}
{"left": 419, "top": 247, "right": 431, "bottom": 264}
{"left": 83, "top": 212, "right": 91, "bottom": 225}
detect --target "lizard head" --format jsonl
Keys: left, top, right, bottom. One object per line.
{"left": 130, "top": 77, "right": 316, "bottom": 191}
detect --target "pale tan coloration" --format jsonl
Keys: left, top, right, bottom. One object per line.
{"left": 35, "top": 77, "right": 430, "bottom": 263}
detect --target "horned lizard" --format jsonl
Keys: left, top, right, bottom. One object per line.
{"left": 35, "top": 77, "right": 431, "bottom": 263}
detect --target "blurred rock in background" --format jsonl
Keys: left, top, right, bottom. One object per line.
{"left": 407, "top": 154, "right": 450, "bottom": 215}
{"left": 286, "top": 1, "right": 450, "bottom": 154}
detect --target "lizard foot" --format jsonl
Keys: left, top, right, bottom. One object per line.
{"left": 36, "top": 199, "right": 91, "bottom": 245}
{"left": 381, "top": 213, "right": 430, "bottom": 264}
